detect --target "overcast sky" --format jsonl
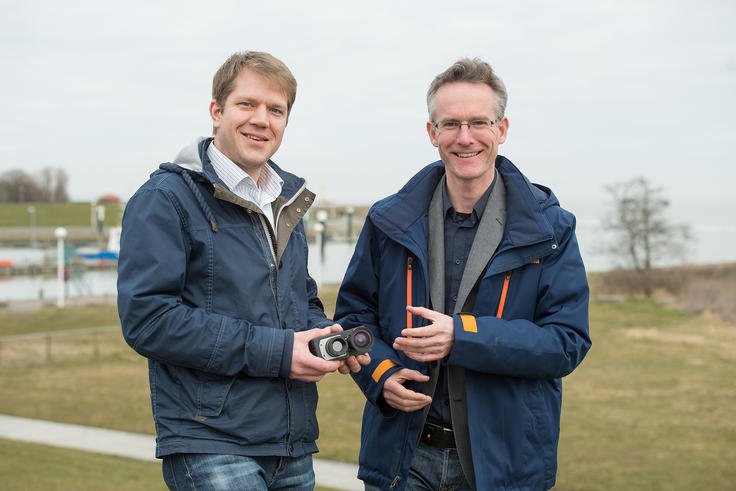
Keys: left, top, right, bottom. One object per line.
{"left": 3, "top": 0, "right": 735, "bottom": 266}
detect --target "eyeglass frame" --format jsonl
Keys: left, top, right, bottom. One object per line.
{"left": 430, "top": 117, "right": 502, "bottom": 133}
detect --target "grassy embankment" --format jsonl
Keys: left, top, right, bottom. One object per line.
{"left": 1, "top": 276, "right": 735, "bottom": 489}
{"left": 0, "top": 202, "right": 123, "bottom": 227}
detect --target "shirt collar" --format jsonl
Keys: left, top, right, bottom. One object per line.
{"left": 442, "top": 173, "right": 497, "bottom": 220}
{"left": 206, "top": 142, "right": 284, "bottom": 193}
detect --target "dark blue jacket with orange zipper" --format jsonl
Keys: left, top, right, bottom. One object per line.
{"left": 335, "top": 157, "right": 591, "bottom": 490}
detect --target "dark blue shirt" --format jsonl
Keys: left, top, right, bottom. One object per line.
{"left": 428, "top": 177, "right": 496, "bottom": 426}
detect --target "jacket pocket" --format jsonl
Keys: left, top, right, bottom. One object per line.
{"left": 193, "top": 371, "right": 237, "bottom": 419}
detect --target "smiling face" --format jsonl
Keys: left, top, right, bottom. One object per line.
{"left": 209, "top": 68, "right": 288, "bottom": 180}
{"left": 427, "top": 81, "right": 508, "bottom": 190}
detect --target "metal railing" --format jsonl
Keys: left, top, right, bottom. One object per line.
{"left": 0, "top": 326, "right": 124, "bottom": 367}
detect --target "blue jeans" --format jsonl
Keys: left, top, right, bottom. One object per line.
{"left": 162, "top": 453, "right": 315, "bottom": 490}
{"left": 364, "top": 441, "right": 472, "bottom": 491}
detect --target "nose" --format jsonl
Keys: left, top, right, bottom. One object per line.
{"left": 250, "top": 104, "right": 269, "bottom": 127}
{"left": 456, "top": 124, "right": 474, "bottom": 145}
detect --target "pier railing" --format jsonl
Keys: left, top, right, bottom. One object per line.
{"left": 0, "top": 326, "right": 127, "bottom": 368}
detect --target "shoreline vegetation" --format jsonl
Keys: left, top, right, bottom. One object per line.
{"left": 0, "top": 264, "right": 734, "bottom": 489}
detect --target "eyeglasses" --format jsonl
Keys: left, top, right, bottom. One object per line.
{"left": 431, "top": 118, "right": 500, "bottom": 134}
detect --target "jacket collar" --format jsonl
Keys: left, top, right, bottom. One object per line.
{"left": 370, "top": 156, "right": 558, "bottom": 260}
{"left": 161, "top": 137, "right": 306, "bottom": 201}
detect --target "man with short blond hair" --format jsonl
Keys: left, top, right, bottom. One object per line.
{"left": 118, "top": 50, "right": 368, "bottom": 490}
{"left": 336, "top": 57, "right": 591, "bottom": 490}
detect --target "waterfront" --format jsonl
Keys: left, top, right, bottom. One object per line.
{"left": 2, "top": 196, "right": 736, "bottom": 303}
{"left": 0, "top": 241, "right": 357, "bottom": 303}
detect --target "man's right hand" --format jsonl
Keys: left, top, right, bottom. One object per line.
{"left": 290, "top": 326, "right": 343, "bottom": 382}
{"left": 382, "top": 368, "right": 432, "bottom": 412}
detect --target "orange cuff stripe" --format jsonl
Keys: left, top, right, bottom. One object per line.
{"left": 459, "top": 314, "right": 477, "bottom": 333}
{"left": 372, "top": 359, "right": 398, "bottom": 382}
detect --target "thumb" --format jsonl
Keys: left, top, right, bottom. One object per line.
{"left": 402, "top": 368, "right": 430, "bottom": 382}
{"left": 304, "top": 326, "right": 335, "bottom": 341}
{"left": 328, "top": 324, "right": 344, "bottom": 333}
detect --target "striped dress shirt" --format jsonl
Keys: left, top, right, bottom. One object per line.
{"left": 207, "top": 143, "right": 284, "bottom": 229}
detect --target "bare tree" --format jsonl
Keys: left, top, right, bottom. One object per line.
{"left": 49, "top": 168, "right": 69, "bottom": 202}
{"left": 0, "top": 167, "right": 69, "bottom": 202}
{"left": 601, "top": 177, "right": 692, "bottom": 274}
{"left": 0, "top": 170, "right": 42, "bottom": 202}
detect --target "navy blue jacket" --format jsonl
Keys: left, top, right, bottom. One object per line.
{"left": 118, "top": 138, "right": 331, "bottom": 458}
{"left": 335, "top": 157, "right": 591, "bottom": 490}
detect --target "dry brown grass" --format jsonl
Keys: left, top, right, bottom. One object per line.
{"left": 591, "top": 262, "right": 736, "bottom": 323}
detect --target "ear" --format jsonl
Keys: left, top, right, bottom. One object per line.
{"left": 426, "top": 121, "right": 439, "bottom": 147}
{"left": 497, "top": 117, "right": 510, "bottom": 144}
{"left": 209, "top": 100, "right": 222, "bottom": 130}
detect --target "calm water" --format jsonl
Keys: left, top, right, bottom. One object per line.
{"left": 0, "top": 242, "right": 357, "bottom": 302}
{"left": 2, "top": 199, "right": 735, "bottom": 303}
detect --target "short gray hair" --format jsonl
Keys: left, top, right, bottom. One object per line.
{"left": 426, "top": 57, "right": 508, "bottom": 120}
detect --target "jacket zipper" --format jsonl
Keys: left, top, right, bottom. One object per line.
{"left": 273, "top": 182, "right": 307, "bottom": 231}
{"left": 268, "top": 184, "right": 308, "bottom": 455}
{"left": 256, "top": 213, "right": 291, "bottom": 452}
{"left": 406, "top": 256, "right": 413, "bottom": 334}
{"left": 496, "top": 271, "right": 512, "bottom": 318}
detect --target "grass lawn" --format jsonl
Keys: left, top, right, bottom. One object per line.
{"left": 0, "top": 438, "right": 164, "bottom": 491}
{"left": 0, "top": 303, "right": 120, "bottom": 336}
{"left": 1, "top": 289, "right": 735, "bottom": 489}
{"left": 0, "top": 438, "right": 340, "bottom": 491}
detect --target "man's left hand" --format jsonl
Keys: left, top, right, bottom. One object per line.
{"left": 393, "top": 306, "right": 454, "bottom": 362}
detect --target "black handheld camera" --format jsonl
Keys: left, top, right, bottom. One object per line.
{"left": 309, "top": 326, "right": 374, "bottom": 361}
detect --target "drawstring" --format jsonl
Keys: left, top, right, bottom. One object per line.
{"left": 178, "top": 170, "right": 218, "bottom": 233}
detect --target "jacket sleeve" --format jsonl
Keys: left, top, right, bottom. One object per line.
{"left": 335, "top": 218, "right": 403, "bottom": 413}
{"left": 117, "top": 186, "right": 293, "bottom": 379}
{"left": 447, "top": 214, "right": 591, "bottom": 379}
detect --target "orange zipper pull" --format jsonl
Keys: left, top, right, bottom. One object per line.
{"left": 406, "top": 256, "right": 413, "bottom": 335}
{"left": 496, "top": 271, "right": 512, "bottom": 319}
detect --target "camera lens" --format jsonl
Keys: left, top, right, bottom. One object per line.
{"left": 326, "top": 338, "right": 347, "bottom": 357}
{"left": 352, "top": 331, "right": 370, "bottom": 347}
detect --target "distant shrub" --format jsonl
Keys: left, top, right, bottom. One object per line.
{"left": 591, "top": 263, "right": 736, "bottom": 323}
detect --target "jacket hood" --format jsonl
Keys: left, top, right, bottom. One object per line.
{"left": 172, "top": 137, "right": 208, "bottom": 172}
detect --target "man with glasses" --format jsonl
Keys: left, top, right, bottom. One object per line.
{"left": 335, "top": 58, "right": 591, "bottom": 490}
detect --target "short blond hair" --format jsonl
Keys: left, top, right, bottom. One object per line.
{"left": 212, "top": 51, "right": 297, "bottom": 114}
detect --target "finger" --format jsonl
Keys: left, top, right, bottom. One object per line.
{"left": 307, "top": 357, "right": 341, "bottom": 373}
{"left": 328, "top": 324, "right": 344, "bottom": 333}
{"left": 385, "top": 390, "right": 432, "bottom": 410}
{"left": 405, "top": 305, "right": 439, "bottom": 320}
{"left": 387, "top": 397, "right": 430, "bottom": 412}
{"left": 386, "top": 380, "right": 430, "bottom": 402}
{"left": 304, "top": 325, "right": 337, "bottom": 341}
{"left": 344, "top": 356, "right": 361, "bottom": 373}
{"left": 393, "top": 338, "right": 431, "bottom": 353}
{"left": 397, "top": 368, "right": 430, "bottom": 382}
{"left": 399, "top": 325, "right": 439, "bottom": 338}
{"left": 337, "top": 362, "right": 351, "bottom": 375}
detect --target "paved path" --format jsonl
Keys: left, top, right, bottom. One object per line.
{"left": 0, "top": 414, "right": 361, "bottom": 490}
